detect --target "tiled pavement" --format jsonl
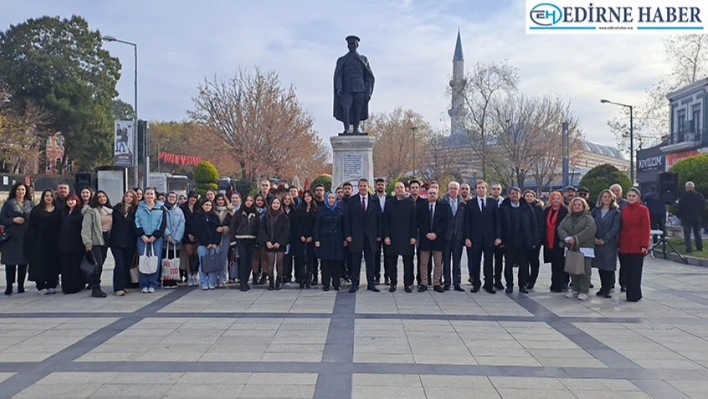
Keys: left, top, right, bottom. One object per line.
{"left": 0, "top": 255, "right": 707, "bottom": 398}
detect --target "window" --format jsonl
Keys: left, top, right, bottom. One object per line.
{"left": 677, "top": 109, "right": 687, "bottom": 142}
{"left": 55, "top": 158, "right": 62, "bottom": 172}
{"left": 693, "top": 104, "right": 701, "bottom": 133}
{"left": 66, "top": 160, "right": 73, "bottom": 173}
{"left": 55, "top": 134, "right": 64, "bottom": 147}
{"left": 45, "top": 158, "right": 51, "bottom": 172}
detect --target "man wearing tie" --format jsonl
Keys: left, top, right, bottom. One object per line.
{"left": 490, "top": 182, "right": 505, "bottom": 290}
{"left": 345, "top": 179, "right": 382, "bottom": 292}
{"left": 374, "top": 178, "right": 393, "bottom": 285}
{"left": 465, "top": 180, "right": 502, "bottom": 293}
{"left": 383, "top": 182, "right": 417, "bottom": 292}
{"left": 417, "top": 187, "right": 450, "bottom": 293}
{"left": 441, "top": 181, "right": 466, "bottom": 292}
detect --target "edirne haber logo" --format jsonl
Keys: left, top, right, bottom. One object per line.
{"left": 526, "top": 0, "right": 706, "bottom": 34}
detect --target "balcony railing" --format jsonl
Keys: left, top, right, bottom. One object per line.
{"left": 669, "top": 127, "right": 708, "bottom": 146}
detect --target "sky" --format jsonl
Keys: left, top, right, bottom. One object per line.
{"left": 1, "top": 0, "right": 674, "bottom": 150}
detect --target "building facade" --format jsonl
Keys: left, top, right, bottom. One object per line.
{"left": 661, "top": 78, "right": 708, "bottom": 165}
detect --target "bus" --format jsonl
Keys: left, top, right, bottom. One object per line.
{"left": 149, "top": 173, "right": 191, "bottom": 197}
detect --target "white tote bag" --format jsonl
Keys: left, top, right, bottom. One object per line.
{"left": 161, "top": 242, "right": 181, "bottom": 281}
{"left": 138, "top": 243, "right": 159, "bottom": 274}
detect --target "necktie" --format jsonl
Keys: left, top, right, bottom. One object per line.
{"left": 430, "top": 203, "right": 435, "bottom": 229}
{"left": 481, "top": 198, "right": 486, "bottom": 212}
{"left": 361, "top": 195, "right": 366, "bottom": 212}
{"left": 451, "top": 199, "right": 457, "bottom": 216}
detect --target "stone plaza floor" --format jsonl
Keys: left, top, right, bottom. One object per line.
{"left": 0, "top": 255, "right": 707, "bottom": 398}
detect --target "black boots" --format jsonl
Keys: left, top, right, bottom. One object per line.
{"left": 268, "top": 275, "right": 275, "bottom": 291}
{"left": 275, "top": 276, "right": 282, "bottom": 291}
{"left": 92, "top": 287, "right": 107, "bottom": 298}
{"left": 4, "top": 265, "right": 27, "bottom": 296}
{"left": 305, "top": 273, "right": 312, "bottom": 289}
{"left": 258, "top": 272, "right": 267, "bottom": 285}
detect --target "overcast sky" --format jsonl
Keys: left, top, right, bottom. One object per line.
{"left": 2, "top": 0, "right": 672, "bottom": 149}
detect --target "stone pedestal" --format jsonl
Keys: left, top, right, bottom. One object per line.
{"left": 330, "top": 135, "right": 376, "bottom": 190}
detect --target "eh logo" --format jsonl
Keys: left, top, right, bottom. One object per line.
{"left": 530, "top": 3, "right": 563, "bottom": 26}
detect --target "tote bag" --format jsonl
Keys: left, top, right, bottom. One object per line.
{"left": 162, "top": 242, "right": 181, "bottom": 281}
{"left": 130, "top": 252, "right": 140, "bottom": 283}
{"left": 228, "top": 248, "right": 239, "bottom": 280}
{"left": 564, "top": 244, "right": 586, "bottom": 275}
{"left": 138, "top": 243, "right": 159, "bottom": 274}
{"left": 201, "top": 246, "right": 223, "bottom": 274}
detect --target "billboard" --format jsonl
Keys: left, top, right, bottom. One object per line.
{"left": 114, "top": 120, "right": 133, "bottom": 167}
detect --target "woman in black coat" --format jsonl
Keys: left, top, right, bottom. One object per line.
{"left": 542, "top": 192, "right": 569, "bottom": 292}
{"left": 314, "top": 192, "right": 345, "bottom": 291}
{"left": 281, "top": 194, "right": 299, "bottom": 284}
{"left": 58, "top": 193, "right": 85, "bottom": 294}
{"left": 524, "top": 190, "right": 546, "bottom": 290}
{"left": 110, "top": 190, "right": 138, "bottom": 296}
{"left": 296, "top": 191, "right": 317, "bottom": 289}
{"left": 0, "top": 182, "right": 33, "bottom": 295}
{"left": 180, "top": 191, "right": 199, "bottom": 286}
{"left": 25, "top": 190, "right": 62, "bottom": 294}
{"left": 257, "top": 197, "right": 290, "bottom": 290}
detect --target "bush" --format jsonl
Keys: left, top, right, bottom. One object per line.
{"left": 194, "top": 161, "right": 219, "bottom": 185}
{"left": 312, "top": 175, "right": 332, "bottom": 192}
{"left": 670, "top": 154, "right": 708, "bottom": 221}
{"left": 578, "top": 164, "right": 632, "bottom": 201}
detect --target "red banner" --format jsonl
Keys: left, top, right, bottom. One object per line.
{"left": 158, "top": 152, "right": 201, "bottom": 166}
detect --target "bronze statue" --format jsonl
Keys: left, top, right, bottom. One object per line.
{"left": 333, "top": 35, "right": 375, "bottom": 135}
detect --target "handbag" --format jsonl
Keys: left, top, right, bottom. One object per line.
{"left": 80, "top": 251, "right": 98, "bottom": 275}
{"left": 161, "top": 242, "right": 181, "bottom": 281}
{"left": 228, "top": 248, "right": 239, "bottom": 280}
{"left": 564, "top": 243, "right": 586, "bottom": 275}
{"left": 200, "top": 245, "right": 222, "bottom": 273}
{"left": 138, "top": 243, "right": 159, "bottom": 274}
{"left": 0, "top": 227, "right": 10, "bottom": 248}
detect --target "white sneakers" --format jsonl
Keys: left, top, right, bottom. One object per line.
{"left": 565, "top": 291, "right": 589, "bottom": 300}
{"left": 141, "top": 288, "right": 148, "bottom": 293}
{"left": 38, "top": 289, "right": 48, "bottom": 295}
{"left": 187, "top": 275, "right": 198, "bottom": 287}
{"left": 577, "top": 293, "right": 589, "bottom": 301}
{"left": 566, "top": 291, "right": 579, "bottom": 298}
{"left": 148, "top": 287, "right": 155, "bottom": 293}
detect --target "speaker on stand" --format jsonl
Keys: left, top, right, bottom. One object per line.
{"left": 74, "top": 172, "right": 93, "bottom": 193}
{"left": 649, "top": 171, "right": 687, "bottom": 264}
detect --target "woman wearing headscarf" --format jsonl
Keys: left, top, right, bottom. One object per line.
{"left": 230, "top": 195, "right": 259, "bottom": 291}
{"left": 180, "top": 191, "right": 199, "bottom": 286}
{"left": 1, "top": 183, "right": 33, "bottom": 295}
{"left": 257, "top": 197, "right": 290, "bottom": 290}
{"left": 591, "top": 189, "right": 621, "bottom": 298}
{"left": 558, "top": 198, "right": 597, "bottom": 301}
{"left": 314, "top": 191, "right": 345, "bottom": 291}
{"left": 162, "top": 191, "right": 185, "bottom": 289}
{"left": 25, "top": 189, "right": 61, "bottom": 294}
{"left": 618, "top": 188, "right": 651, "bottom": 302}
{"left": 542, "top": 191, "right": 569, "bottom": 292}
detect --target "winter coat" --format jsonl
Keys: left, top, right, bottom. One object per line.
{"left": 164, "top": 205, "right": 186, "bottom": 245}
{"left": 258, "top": 212, "right": 290, "bottom": 252}
{"left": 314, "top": 205, "right": 345, "bottom": 261}
{"left": 284, "top": 207, "right": 299, "bottom": 251}
{"left": 25, "top": 206, "right": 61, "bottom": 281}
{"left": 110, "top": 204, "right": 137, "bottom": 249}
{"left": 677, "top": 190, "right": 706, "bottom": 225}
{"left": 642, "top": 191, "right": 666, "bottom": 218}
{"left": 440, "top": 193, "right": 466, "bottom": 241}
{"left": 135, "top": 201, "right": 167, "bottom": 238}
{"left": 558, "top": 212, "right": 597, "bottom": 272}
{"left": 81, "top": 206, "right": 105, "bottom": 247}
{"left": 58, "top": 207, "right": 84, "bottom": 254}
{"left": 542, "top": 206, "right": 568, "bottom": 263}
{"left": 499, "top": 198, "right": 539, "bottom": 253}
{"left": 619, "top": 202, "right": 651, "bottom": 255}
{"left": 0, "top": 198, "right": 33, "bottom": 265}
{"left": 192, "top": 213, "right": 221, "bottom": 247}
{"left": 231, "top": 210, "right": 259, "bottom": 239}
{"left": 180, "top": 203, "right": 198, "bottom": 243}
{"left": 417, "top": 200, "right": 450, "bottom": 252}
{"left": 382, "top": 197, "right": 417, "bottom": 257}
{"left": 296, "top": 205, "right": 317, "bottom": 240}
{"left": 591, "top": 207, "right": 621, "bottom": 271}
{"left": 529, "top": 199, "right": 545, "bottom": 247}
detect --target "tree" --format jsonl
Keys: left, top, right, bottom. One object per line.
{"left": 422, "top": 133, "right": 458, "bottom": 183}
{"left": 0, "top": 16, "right": 122, "bottom": 170}
{"left": 189, "top": 68, "right": 328, "bottom": 183}
{"left": 670, "top": 154, "right": 708, "bottom": 198}
{"left": 194, "top": 161, "right": 219, "bottom": 196}
{"left": 113, "top": 99, "right": 134, "bottom": 121}
{"left": 364, "top": 107, "right": 432, "bottom": 181}
{"left": 608, "top": 35, "right": 708, "bottom": 149}
{"left": 311, "top": 175, "right": 332, "bottom": 192}
{"left": 578, "top": 164, "right": 632, "bottom": 201}
{"left": 456, "top": 60, "right": 519, "bottom": 179}
{"left": 0, "top": 103, "right": 53, "bottom": 174}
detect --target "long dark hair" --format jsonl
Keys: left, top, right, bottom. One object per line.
{"left": 90, "top": 190, "right": 113, "bottom": 209}
{"left": 8, "top": 182, "right": 29, "bottom": 201}
{"left": 239, "top": 195, "right": 256, "bottom": 217}
{"left": 197, "top": 199, "right": 216, "bottom": 216}
{"left": 38, "top": 189, "right": 55, "bottom": 211}
{"left": 299, "top": 190, "right": 317, "bottom": 214}
{"left": 254, "top": 194, "right": 266, "bottom": 208}
{"left": 267, "top": 197, "right": 283, "bottom": 217}
{"left": 79, "top": 186, "right": 94, "bottom": 207}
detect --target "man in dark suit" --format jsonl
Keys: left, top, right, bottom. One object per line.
{"left": 345, "top": 178, "right": 382, "bottom": 292}
{"left": 408, "top": 180, "right": 428, "bottom": 286}
{"left": 340, "top": 182, "right": 354, "bottom": 282}
{"left": 489, "top": 182, "right": 505, "bottom": 290}
{"left": 499, "top": 187, "right": 539, "bottom": 294}
{"left": 374, "top": 178, "right": 393, "bottom": 285}
{"left": 465, "top": 180, "right": 502, "bottom": 293}
{"left": 383, "top": 182, "right": 417, "bottom": 292}
{"left": 440, "top": 181, "right": 466, "bottom": 292}
{"left": 417, "top": 187, "right": 450, "bottom": 293}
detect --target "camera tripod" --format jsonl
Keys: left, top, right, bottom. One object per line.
{"left": 648, "top": 228, "right": 687, "bottom": 264}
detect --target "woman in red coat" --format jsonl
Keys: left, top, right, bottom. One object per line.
{"left": 618, "top": 188, "right": 650, "bottom": 302}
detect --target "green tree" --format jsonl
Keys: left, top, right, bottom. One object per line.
{"left": 670, "top": 154, "right": 708, "bottom": 199}
{"left": 194, "top": 161, "right": 219, "bottom": 196}
{"left": 579, "top": 164, "right": 632, "bottom": 201}
{"left": 0, "top": 16, "right": 121, "bottom": 170}
{"left": 311, "top": 175, "right": 332, "bottom": 192}
{"left": 113, "top": 99, "right": 134, "bottom": 120}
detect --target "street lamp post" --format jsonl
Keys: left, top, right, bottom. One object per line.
{"left": 600, "top": 99, "right": 634, "bottom": 183}
{"left": 102, "top": 35, "right": 139, "bottom": 187}
{"left": 411, "top": 125, "right": 419, "bottom": 177}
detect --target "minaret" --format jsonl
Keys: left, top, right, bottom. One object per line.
{"left": 448, "top": 29, "right": 467, "bottom": 135}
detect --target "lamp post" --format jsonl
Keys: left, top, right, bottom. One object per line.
{"left": 410, "top": 125, "right": 419, "bottom": 177}
{"left": 600, "top": 99, "right": 634, "bottom": 183}
{"left": 102, "top": 35, "right": 139, "bottom": 187}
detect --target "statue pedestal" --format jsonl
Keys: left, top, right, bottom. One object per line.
{"left": 330, "top": 135, "right": 376, "bottom": 190}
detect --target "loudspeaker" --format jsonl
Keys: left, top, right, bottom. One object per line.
{"left": 658, "top": 171, "right": 678, "bottom": 204}
{"left": 74, "top": 172, "right": 93, "bottom": 193}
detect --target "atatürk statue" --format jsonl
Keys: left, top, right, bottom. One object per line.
{"left": 333, "top": 35, "right": 375, "bottom": 135}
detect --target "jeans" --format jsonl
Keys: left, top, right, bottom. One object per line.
{"left": 198, "top": 245, "right": 218, "bottom": 288}
{"left": 137, "top": 238, "right": 163, "bottom": 289}
{"left": 683, "top": 221, "right": 704, "bottom": 251}
{"left": 112, "top": 247, "right": 135, "bottom": 292}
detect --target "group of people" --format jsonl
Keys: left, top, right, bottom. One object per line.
{"left": 0, "top": 177, "right": 655, "bottom": 302}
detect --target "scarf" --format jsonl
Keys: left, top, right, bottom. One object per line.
{"left": 216, "top": 205, "right": 228, "bottom": 222}
{"left": 98, "top": 206, "right": 113, "bottom": 216}
{"left": 164, "top": 201, "right": 174, "bottom": 210}
{"left": 546, "top": 207, "right": 560, "bottom": 250}
{"left": 324, "top": 191, "right": 338, "bottom": 211}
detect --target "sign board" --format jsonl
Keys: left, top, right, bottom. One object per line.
{"left": 341, "top": 153, "right": 364, "bottom": 182}
{"left": 96, "top": 169, "right": 127, "bottom": 206}
{"left": 114, "top": 120, "right": 133, "bottom": 167}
